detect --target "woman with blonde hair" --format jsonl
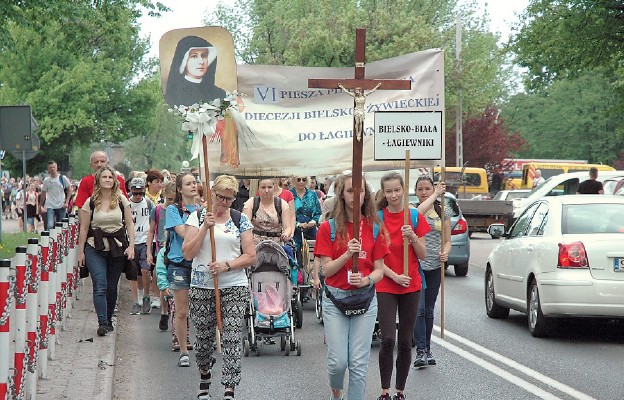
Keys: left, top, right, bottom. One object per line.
{"left": 77, "top": 166, "right": 135, "bottom": 337}
{"left": 314, "top": 171, "right": 388, "bottom": 400}
{"left": 183, "top": 175, "right": 256, "bottom": 400}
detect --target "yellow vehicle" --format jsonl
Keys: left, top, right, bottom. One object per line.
{"left": 521, "top": 163, "right": 615, "bottom": 188}
{"left": 433, "top": 167, "right": 489, "bottom": 198}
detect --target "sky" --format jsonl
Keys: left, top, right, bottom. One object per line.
{"left": 138, "top": 0, "right": 530, "bottom": 60}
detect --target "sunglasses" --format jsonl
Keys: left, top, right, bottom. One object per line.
{"left": 132, "top": 191, "right": 145, "bottom": 196}
{"left": 296, "top": 177, "right": 307, "bottom": 182}
{"left": 215, "top": 193, "right": 235, "bottom": 202}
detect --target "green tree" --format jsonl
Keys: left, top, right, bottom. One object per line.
{"left": 502, "top": 71, "right": 624, "bottom": 164}
{"left": 122, "top": 102, "right": 194, "bottom": 172}
{"left": 511, "top": 0, "right": 624, "bottom": 90}
{"left": 0, "top": 1, "right": 168, "bottom": 174}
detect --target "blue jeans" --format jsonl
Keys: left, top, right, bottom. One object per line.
{"left": 46, "top": 208, "right": 66, "bottom": 231}
{"left": 84, "top": 244, "right": 125, "bottom": 325}
{"left": 323, "top": 287, "right": 377, "bottom": 400}
{"left": 413, "top": 268, "right": 442, "bottom": 351}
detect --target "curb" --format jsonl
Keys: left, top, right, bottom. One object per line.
{"left": 35, "top": 279, "right": 118, "bottom": 399}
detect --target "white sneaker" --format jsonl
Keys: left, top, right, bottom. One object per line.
{"left": 151, "top": 297, "right": 161, "bottom": 309}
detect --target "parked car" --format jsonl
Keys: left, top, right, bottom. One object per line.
{"left": 512, "top": 171, "right": 624, "bottom": 219}
{"left": 410, "top": 193, "right": 470, "bottom": 276}
{"left": 485, "top": 195, "right": 624, "bottom": 337}
{"left": 602, "top": 176, "right": 624, "bottom": 195}
{"left": 492, "top": 189, "right": 531, "bottom": 201}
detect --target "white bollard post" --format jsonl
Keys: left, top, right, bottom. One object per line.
{"left": 0, "top": 259, "right": 14, "bottom": 399}
{"left": 48, "top": 225, "right": 58, "bottom": 359}
{"left": 25, "top": 238, "right": 40, "bottom": 400}
{"left": 60, "top": 220, "right": 69, "bottom": 331}
{"left": 38, "top": 232, "right": 50, "bottom": 379}
{"left": 13, "top": 246, "right": 28, "bottom": 399}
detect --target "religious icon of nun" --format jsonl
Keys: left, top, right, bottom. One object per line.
{"left": 164, "top": 36, "right": 226, "bottom": 107}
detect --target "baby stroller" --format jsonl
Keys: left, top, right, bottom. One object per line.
{"left": 243, "top": 240, "right": 302, "bottom": 357}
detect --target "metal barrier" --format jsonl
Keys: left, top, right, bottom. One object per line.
{"left": 0, "top": 216, "right": 80, "bottom": 400}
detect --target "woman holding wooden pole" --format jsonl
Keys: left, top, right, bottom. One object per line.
{"left": 412, "top": 176, "right": 450, "bottom": 369}
{"left": 374, "top": 171, "right": 431, "bottom": 400}
{"left": 183, "top": 175, "right": 256, "bottom": 400}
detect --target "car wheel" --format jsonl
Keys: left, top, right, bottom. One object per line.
{"left": 454, "top": 263, "right": 469, "bottom": 277}
{"left": 485, "top": 267, "right": 509, "bottom": 319}
{"left": 528, "top": 279, "right": 551, "bottom": 337}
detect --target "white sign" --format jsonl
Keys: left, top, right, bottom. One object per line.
{"left": 204, "top": 49, "right": 445, "bottom": 176}
{"left": 374, "top": 111, "right": 443, "bottom": 161}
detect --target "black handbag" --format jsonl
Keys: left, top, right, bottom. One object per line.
{"left": 324, "top": 285, "right": 375, "bottom": 316}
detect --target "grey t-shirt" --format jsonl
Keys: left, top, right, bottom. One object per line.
{"left": 42, "top": 175, "right": 70, "bottom": 209}
{"left": 421, "top": 207, "right": 452, "bottom": 271}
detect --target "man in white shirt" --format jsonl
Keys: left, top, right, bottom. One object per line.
{"left": 532, "top": 169, "right": 545, "bottom": 188}
{"left": 41, "top": 161, "right": 70, "bottom": 230}
{"left": 129, "top": 177, "right": 155, "bottom": 315}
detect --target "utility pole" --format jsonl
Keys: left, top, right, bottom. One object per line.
{"left": 456, "top": 13, "right": 463, "bottom": 167}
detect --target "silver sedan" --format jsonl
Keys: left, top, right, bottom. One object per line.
{"left": 485, "top": 195, "right": 624, "bottom": 337}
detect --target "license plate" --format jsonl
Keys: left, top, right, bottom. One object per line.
{"left": 614, "top": 258, "right": 624, "bottom": 272}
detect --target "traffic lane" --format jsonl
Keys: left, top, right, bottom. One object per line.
{"left": 113, "top": 281, "right": 547, "bottom": 400}
{"left": 442, "top": 238, "right": 624, "bottom": 400}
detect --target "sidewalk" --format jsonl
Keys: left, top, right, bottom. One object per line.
{"left": 1, "top": 216, "right": 22, "bottom": 234}
{"left": 35, "top": 279, "right": 117, "bottom": 400}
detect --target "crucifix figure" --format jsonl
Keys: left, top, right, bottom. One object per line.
{"left": 308, "top": 28, "right": 411, "bottom": 272}
{"left": 338, "top": 82, "right": 381, "bottom": 141}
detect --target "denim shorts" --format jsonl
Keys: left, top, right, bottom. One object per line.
{"left": 167, "top": 264, "right": 192, "bottom": 290}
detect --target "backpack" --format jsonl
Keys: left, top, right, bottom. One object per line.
{"left": 251, "top": 196, "right": 282, "bottom": 224}
{"left": 59, "top": 175, "right": 69, "bottom": 196}
{"left": 163, "top": 204, "right": 243, "bottom": 269}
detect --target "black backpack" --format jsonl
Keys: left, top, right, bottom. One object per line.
{"left": 251, "top": 196, "right": 282, "bottom": 224}
{"left": 163, "top": 204, "right": 242, "bottom": 268}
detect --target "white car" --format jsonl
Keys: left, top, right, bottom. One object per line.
{"left": 511, "top": 171, "right": 624, "bottom": 218}
{"left": 485, "top": 195, "right": 624, "bottom": 337}
{"left": 492, "top": 189, "right": 531, "bottom": 201}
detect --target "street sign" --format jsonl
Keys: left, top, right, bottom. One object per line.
{"left": 0, "top": 150, "right": 5, "bottom": 160}
{"left": 0, "top": 105, "right": 40, "bottom": 161}
{"left": 374, "top": 111, "right": 443, "bottom": 161}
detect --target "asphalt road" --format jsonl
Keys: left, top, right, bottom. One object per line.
{"left": 113, "top": 234, "right": 624, "bottom": 400}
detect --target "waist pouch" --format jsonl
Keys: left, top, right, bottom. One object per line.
{"left": 324, "top": 285, "right": 375, "bottom": 316}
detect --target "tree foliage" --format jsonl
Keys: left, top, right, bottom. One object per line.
{"left": 501, "top": 70, "right": 624, "bottom": 164}
{"left": 446, "top": 107, "right": 528, "bottom": 170}
{"left": 511, "top": 0, "right": 624, "bottom": 90}
{"left": 122, "top": 103, "right": 194, "bottom": 172}
{"left": 0, "top": 1, "right": 169, "bottom": 175}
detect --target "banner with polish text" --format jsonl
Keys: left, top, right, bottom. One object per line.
{"left": 207, "top": 48, "right": 445, "bottom": 177}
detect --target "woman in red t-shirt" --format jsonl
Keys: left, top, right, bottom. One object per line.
{"left": 374, "top": 172, "right": 441, "bottom": 400}
{"left": 315, "top": 172, "right": 388, "bottom": 400}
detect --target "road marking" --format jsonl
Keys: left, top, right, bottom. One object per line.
{"left": 433, "top": 326, "right": 597, "bottom": 400}
{"left": 431, "top": 335, "right": 562, "bottom": 400}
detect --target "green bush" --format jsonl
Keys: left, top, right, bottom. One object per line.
{"left": 0, "top": 232, "right": 40, "bottom": 259}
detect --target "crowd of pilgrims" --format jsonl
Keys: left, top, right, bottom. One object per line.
{"left": 63, "top": 150, "right": 450, "bottom": 400}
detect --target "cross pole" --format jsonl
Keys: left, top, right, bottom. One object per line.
{"left": 308, "top": 28, "right": 411, "bottom": 272}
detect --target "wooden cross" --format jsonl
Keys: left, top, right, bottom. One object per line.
{"left": 308, "top": 28, "right": 411, "bottom": 272}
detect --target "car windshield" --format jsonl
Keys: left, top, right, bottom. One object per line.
{"left": 562, "top": 204, "right": 624, "bottom": 234}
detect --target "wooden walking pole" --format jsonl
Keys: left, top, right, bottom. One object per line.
{"left": 201, "top": 135, "right": 223, "bottom": 353}
{"left": 403, "top": 150, "right": 410, "bottom": 276}
{"left": 439, "top": 167, "right": 446, "bottom": 339}
{"left": 308, "top": 28, "right": 411, "bottom": 272}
